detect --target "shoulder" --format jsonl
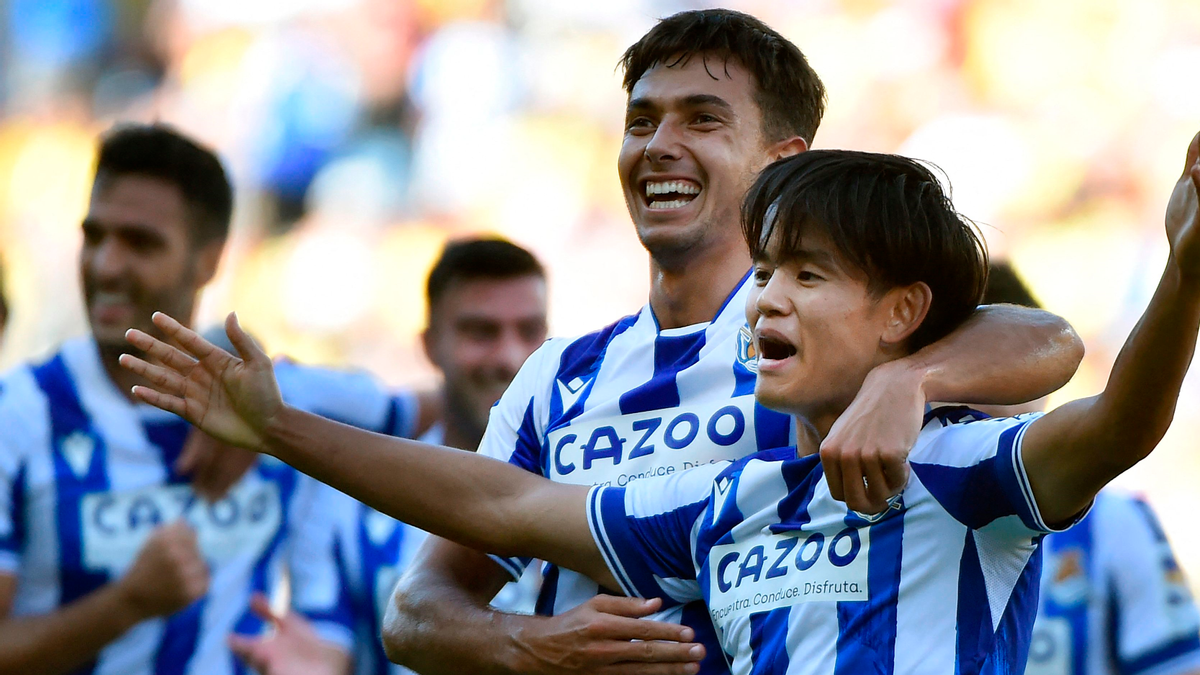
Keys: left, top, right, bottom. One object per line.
{"left": 0, "top": 351, "right": 60, "bottom": 463}
{"left": 910, "top": 407, "right": 1043, "bottom": 467}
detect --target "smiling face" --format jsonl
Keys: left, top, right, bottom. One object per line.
{"left": 619, "top": 56, "right": 784, "bottom": 268}
{"left": 81, "top": 174, "right": 220, "bottom": 353}
{"left": 746, "top": 227, "right": 912, "bottom": 430}
{"left": 424, "top": 274, "right": 548, "bottom": 436}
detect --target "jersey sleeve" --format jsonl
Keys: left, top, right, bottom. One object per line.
{"left": 285, "top": 478, "right": 356, "bottom": 651}
{"left": 909, "top": 410, "right": 1081, "bottom": 534}
{"left": 476, "top": 341, "right": 559, "bottom": 579}
{"left": 586, "top": 462, "right": 727, "bottom": 605}
{"left": 0, "top": 372, "right": 36, "bottom": 575}
{"left": 275, "top": 360, "right": 421, "bottom": 439}
{"left": 1100, "top": 495, "right": 1200, "bottom": 675}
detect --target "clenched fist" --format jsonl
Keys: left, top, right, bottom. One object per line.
{"left": 116, "top": 521, "right": 210, "bottom": 620}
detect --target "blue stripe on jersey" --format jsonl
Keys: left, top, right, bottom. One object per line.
{"left": 619, "top": 330, "right": 707, "bottom": 415}
{"left": 143, "top": 418, "right": 191, "bottom": 483}
{"left": 379, "top": 395, "right": 407, "bottom": 437}
{"left": 232, "top": 463, "right": 300, "bottom": 653}
{"left": 154, "top": 597, "right": 207, "bottom": 675}
{"left": 1, "top": 463, "right": 27, "bottom": 556}
{"left": 984, "top": 548, "right": 1042, "bottom": 675}
{"left": 681, "top": 601, "right": 729, "bottom": 675}
{"left": 1123, "top": 635, "right": 1200, "bottom": 675}
{"left": 769, "top": 454, "right": 823, "bottom": 533}
{"left": 750, "top": 610, "right": 790, "bottom": 675}
{"left": 509, "top": 398, "right": 541, "bottom": 475}
{"left": 547, "top": 315, "right": 638, "bottom": 432}
{"left": 910, "top": 457, "right": 1017, "bottom": 530}
{"left": 33, "top": 355, "right": 110, "bottom": 675}
{"left": 1041, "top": 510, "right": 1094, "bottom": 675}
{"left": 535, "top": 565, "right": 559, "bottom": 616}
{"left": 305, "top": 537, "right": 355, "bottom": 628}
{"left": 834, "top": 510, "right": 904, "bottom": 675}
{"left": 955, "top": 530, "right": 992, "bottom": 675}
{"left": 753, "top": 406, "right": 791, "bottom": 452}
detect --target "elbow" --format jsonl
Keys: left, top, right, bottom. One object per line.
{"left": 1039, "top": 311, "right": 1085, "bottom": 392}
{"left": 379, "top": 581, "right": 421, "bottom": 667}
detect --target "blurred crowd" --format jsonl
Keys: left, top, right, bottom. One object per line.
{"left": 0, "top": 0, "right": 1198, "bottom": 587}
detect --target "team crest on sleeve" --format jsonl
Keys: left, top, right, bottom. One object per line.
{"left": 736, "top": 324, "right": 758, "bottom": 373}
{"left": 1047, "top": 548, "right": 1089, "bottom": 607}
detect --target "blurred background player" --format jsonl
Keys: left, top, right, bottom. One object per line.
{"left": 228, "top": 236, "right": 550, "bottom": 675}
{"left": 0, "top": 123, "right": 431, "bottom": 675}
{"left": 382, "top": 9, "right": 1084, "bottom": 675}
{"left": 979, "top": 262, "right": 1200, "bottom": 675}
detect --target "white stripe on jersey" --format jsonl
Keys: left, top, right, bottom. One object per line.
{"left": 1030, "top": 491, "right": 1200, "bottom": 675}
{"left": 0, "top": 338, "right": 415, "bottom": 675}
{"left": 478, "top": 274, "right": 793, "bottom": 659}
{"left": 588, "top": 410, "right": 1076, "bottom": 675}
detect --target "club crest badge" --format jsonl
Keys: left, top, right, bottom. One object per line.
{"left": 737, "top": 324, "right": 758, "bottom": 373}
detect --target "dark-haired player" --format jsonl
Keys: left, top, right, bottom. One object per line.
{"left": 0, "top": 124, "right": 430, "bottom": 675}
{"left": 120, "top": 132, "right": 1200, "bottom": 674}
{"left": 229, "top": 237, "right": 551, "bottom": 675}
{"left": 981, "top": 263, "right": 1200, "bottom": 675}
{"left": 379, "top": 9, "right": 1083, "bottom": 675}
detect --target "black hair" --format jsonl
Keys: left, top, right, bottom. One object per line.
{"left": 426, "top": 237, "right": 546, "bottom": 311}
{"left": 620, "top": 9, "right": 826, "bottom": 144}
{"left": 984, "top": 261, "right": 1041, "bottom": 309}
{"left": 742, "top": 150, "right": 988, "bottom": 351}
{"left": 94, "top": 123, "right": 233, "bottom": 245}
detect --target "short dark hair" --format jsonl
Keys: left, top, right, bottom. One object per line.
{"left": 984, "top": 261, "right": 1041, "bottom": 309}
{"left": 94, "top": 124, "right": 233, "bottom": 245}
{"left": 620, "top": 9, "right": 826, "bottom": 144}
{"left": 742, "top": 150, "right": 988, "bottom": 351}
{"left": 426, "top": 237, "right": 546, "bottom": 312}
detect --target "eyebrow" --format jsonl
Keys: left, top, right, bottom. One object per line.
{"left": 753, "top": 247, "right": 840, "bottom": 269}
{"left": 626, "top": 93, "right": 736, "bottom": 115}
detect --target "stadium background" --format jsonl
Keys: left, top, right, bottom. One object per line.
{"left": 0, "top": 0, "right": 1196, "bottom": 591}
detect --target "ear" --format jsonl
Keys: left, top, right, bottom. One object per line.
{"left": 768, "top": 136, "right": 809, "bottom": 162}
{"left": 193, "top": 240, "right": 224, "bottom": 287}
{"left": 879, "top": 282, "right": 932, "bottom": 348}
{"left": 421, "top": 322, "right": 440, "bottom": 368}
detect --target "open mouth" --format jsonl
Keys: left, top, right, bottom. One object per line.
{"left": 643, "top": 179, "right": 701, "bottom": 210}
{"left": 756, "top": 333, "right": 798, "bottom": 362}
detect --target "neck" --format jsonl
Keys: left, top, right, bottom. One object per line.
{"left": 648, "top": 238, "right": 752, "bottom": 329}
{"left": 439, "top": 399, "right": 485, "bottom": 452}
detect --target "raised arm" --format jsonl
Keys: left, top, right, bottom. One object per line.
{"left": 1023, "top": 131, "right": 1200, "bottom": 525}
{"left": 821, "top": 297, "right": 1083, "bottom": 513}
{"left": 119, "top": 315, "right": 614, "bottom": 589}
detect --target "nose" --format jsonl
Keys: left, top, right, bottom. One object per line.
{"left": 644, "top": 119, "right": 684, "bottom": 165}
{"left": 753, "top": 274, "right": 790, "bottom": 319}
{"left": 85, "top": 237, "right": 130, "bottom": 285}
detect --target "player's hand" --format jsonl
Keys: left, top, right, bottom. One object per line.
{"left": 821, "top": 359, "right": 915, "bottom": 515}
{"left": 120, "top": 312, "right": 282, "bottom": 454}
{"left": 510, "top": 595, "right": 704, "bottom": 675}
{"left": 116, "top": 521, "right": 209, "bottom": 620}
{"left": 178, "top": 429, "right": 258, "bottom": 501}
{"left": 1166, "top": 131, "right": 1200, "bottom": 279}
{"left": 229, "top": 594, "right": 352, "bottom": 675}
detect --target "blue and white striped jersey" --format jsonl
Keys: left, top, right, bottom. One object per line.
{"left": 1028, "top": 491, "right": 1200, "bottom": 675}
{"left": 478, "top": 273, "right": 792, "bottom": 673}
{"left": 588, "top": 409, "right": 1073, "bottom": 675}
{"left": 0, "top": 337, "right": 418, "bottom": 675}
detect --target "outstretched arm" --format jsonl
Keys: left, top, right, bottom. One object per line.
{"left": 822, "top": 301, "right": 1083, "bottom": 514}
{"left": 1023, "top": 131, "right": 1200, "bottom": 525}
{"left": 119, "top": 316, "right": 617, "bottom": 590}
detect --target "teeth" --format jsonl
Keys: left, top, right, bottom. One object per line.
{"left": 645, "top": 180, "right": 700, "bottom": 197}
{"left": 648, "top": 199, "right": 691, "bottom": 209}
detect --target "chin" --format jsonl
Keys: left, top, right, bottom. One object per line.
{"left": 752, "top": 381, "right": 799, "bottom": 416}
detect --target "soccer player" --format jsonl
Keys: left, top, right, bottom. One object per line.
{"left": 119, "top": 132, "right": 1200, "bottom": 674}
{"left": 228, "top": 237, "right": 551, "bottom": 675}
{"left": 980, "top": 263, "right": 1200, "bottom": 675}
{"left": 383, "top": 9, "right": 1084, "bottom": 675}
{"left": 0, "top": 124, "right": 426, "bottom": 675}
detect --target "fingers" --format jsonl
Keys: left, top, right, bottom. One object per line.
{"left": 859, "top": 453, "right": 891, "bottom": 512}
{"left": 228, "top": 634, "right": 269, "bottom": 674}
{"left": 249, "top": 593, "right": 282, "bottom": 627}
{"left": 588, "top": 595, "right": 664, "bottom": 619}
{"left": 1186, "top": 131, "right": 1200, "bottom": 175}
{"left": 119, "top": 353, "right": 188, "bottom": 396}
{"left": 591, "top": 640, "right": 705, "bottom": 667}
{"left": 151, "top": 312, "right": 226, "bottom": 365}
{"left": 130, "top": 385, "right": 190, "bottom": 418}
{"left": 226, "top": 312, "right": 269, "bottom": 367}
{"left": 598, "top": 663, "right": 700, "bottom": 675}
{"left": 821, "top": 445, "right": 845, "bottom": 503}
{"left": 839, "top": 459, "right": 870, "bottom": 514}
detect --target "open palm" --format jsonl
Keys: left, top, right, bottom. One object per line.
{"left": 1166, "top": 131, "right": 1200, "bottom": 278}
{"left": 121, "top": 312, "right": 283, "bottom": 453}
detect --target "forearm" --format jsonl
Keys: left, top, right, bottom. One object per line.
{"left": 1087, "top": 262, "right": 1200, "bottom": 464}
{"left": 263, "top": 405, "right": 546, "bottom": 557}
{"left": 383, "top": 544, "right": 530, "bottom": 675}
{"left": 903, "top": 304, "right": 1083, "bottom": 405}
{"left": 0, "top": 583, "right": 144, "bottom": 675}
